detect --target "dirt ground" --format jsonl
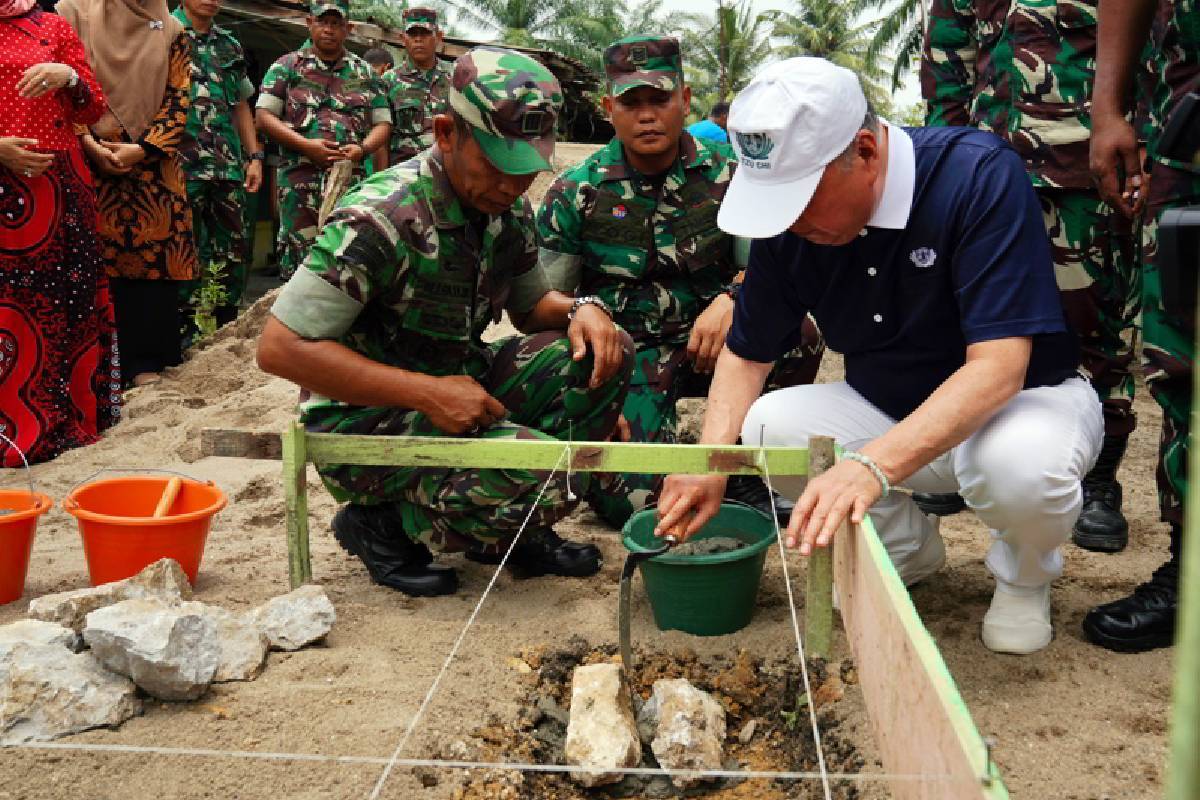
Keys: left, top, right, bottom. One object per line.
{"left": 0, "top": 143, "right": 1176, "bottom": 799}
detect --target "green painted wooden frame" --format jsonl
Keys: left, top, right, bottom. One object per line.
{"left": 278, "top": 423, "right": 1007, "bottom": 797}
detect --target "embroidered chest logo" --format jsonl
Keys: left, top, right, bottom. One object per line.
{"left": 612, "top": 204, "right": 628, "bottom": 219}
{"left": 910, "top": 247, "right": 937, "bottom": 268}
{"left": 735, "top": 132, "right": 775, "bottom": 170}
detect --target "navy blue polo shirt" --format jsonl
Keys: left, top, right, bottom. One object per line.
{"left": 727, "top": 125, "right": 1079, "bottom": 422}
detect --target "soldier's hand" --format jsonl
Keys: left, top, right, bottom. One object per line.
{"left": 305, "top": 139, "right": 343, "bottom": 169}
{"left": 423, "top": 375, "right": 508, "bottom": 435}
{"left": 566, "top": 304, "right": 623, "bottom": 389}
{"left": 687, "top": 293, "right": 734, "bottom": 374}
{"left": 244, "top": 160, "right": 263, "bottom": 193}
{"left": 655, "top": 474, "right": 727, "bottom": 542}
{"left": 340, "top": 143, "right": 365, "bottom": 163}
{"left": 1090, "top": 113, "right": 1144, "bottom": 219}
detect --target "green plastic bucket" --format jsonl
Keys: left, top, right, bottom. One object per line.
{"left": 622, "top": 501, "right": 777, "bottom": 636}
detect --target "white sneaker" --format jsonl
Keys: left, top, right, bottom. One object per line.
{"left": 895, "top": 516, "right": 946, "bottom": 587}
{"left": 982, "top": 582, "right": 1052, "bottom": 655}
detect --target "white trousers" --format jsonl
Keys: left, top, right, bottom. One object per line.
{"left": 743, "top": 377, "right": 1103, "bottom": 588}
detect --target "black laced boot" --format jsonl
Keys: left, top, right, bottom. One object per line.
{"left": 912, "top": 492, "right": 967, "bottom": 516}
{"left": 467, "top": 528, "right": 601, "bottom": 578}
{"left": 724, "top": 474, "right": 794, "bottom": 524}
{"left": 332, "top": 504, "right": 458, "bottom": 596}
{"left": 1082, "top": 525, "right": 1181, "bottom": 652}
{"left": 1073, "top": 434, "right": 1130, "bottom": 553}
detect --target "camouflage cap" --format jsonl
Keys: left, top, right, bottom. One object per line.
{"left": 403, "top": 6, "right": 438, "bottom": 30}
{"left": 448, "top": 46, "right": 563, "bottom": 175}
{"left": 310, "top": 0, "right": 348, "bottom": 18}
{"left": 604, "top": 34, "right": 683, "bottom": 96}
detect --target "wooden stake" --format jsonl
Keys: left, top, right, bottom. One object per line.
{"left": 282, "top": 420, "right": 310, "bottom": 588}
{"left": 1167, "top": 353, "right": 1200, "bottom": 799}
{"left": 804, "top": 436, "right": 835, "bottom": 659}
{"left": 153, "top": 477, "right": 182, "bottom": 518}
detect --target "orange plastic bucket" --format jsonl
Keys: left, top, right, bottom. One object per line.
{"left": 0, "top": 490, "right": 52, "bottom": 605}
{"left": 62, "top": 476, "right": 227, "bottom": 586}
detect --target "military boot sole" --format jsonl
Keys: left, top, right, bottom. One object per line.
{"left": 1072, "top": 526, "right": 1130, "bottom": 554}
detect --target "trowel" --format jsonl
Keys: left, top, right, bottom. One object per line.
{"left": 618, "top": 534, "right": 674, "bottom": 706}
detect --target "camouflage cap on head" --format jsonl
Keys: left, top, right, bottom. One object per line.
{"left": 310, "top": 0, "right": 348, "bottom": 18}
{"left": 448, "top": 46, "right": 563, "bottom": 175}
{"left": 403, "top": 6, "right": 438, "bottom": 30}
{"left": 604, "top": 34, "right": 683, "bottom": 96}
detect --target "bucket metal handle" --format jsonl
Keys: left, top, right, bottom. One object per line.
{"left": 0, "top": 432, "right": 36, "bottom": 498}
{"left": 62, "top": 467, "right": 215, "bottom": 512}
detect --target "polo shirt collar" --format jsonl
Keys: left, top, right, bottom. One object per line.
{"left": 866, "top": 120, "right": 915, "bottom": 230}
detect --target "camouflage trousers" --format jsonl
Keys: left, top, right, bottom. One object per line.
{"left": 276, "top": 164, "right": 328, "bottom": 279}
{"left": 588, "top": 315, "right": 826, "bottom": 528}
{"left": 1039, "top": 188, "right": 1141, "bottom": 437}
{"left": 1141, "top": 164, "right": 1200, "bottom": 526}
{"left": 305, "top": 330, "right": 634, "bottom": 554}
{"left": 180, "top": 179, "right": 249, "bottom": 333}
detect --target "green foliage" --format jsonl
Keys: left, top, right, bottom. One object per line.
{"left": 190, "top": 261, "right": 230, "bottom": 340}
{"left": 865, "top": 0, "right": 925, "bottom": 92}
{"left": 445, "top": 0, "right": 563, "bottom": 47}
{"left": 677, "top": 0, "right": 772, "bottom": 110}
{"left": 780, "top": 691, "right": 810, "bottom": 732}
{"left": 550, "top": 0, "right": 693, "bottom": 76}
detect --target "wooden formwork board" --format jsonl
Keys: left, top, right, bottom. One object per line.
{"left": 835, "top": 511, "right": 1008, "bottom": 799}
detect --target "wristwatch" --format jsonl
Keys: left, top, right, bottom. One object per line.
{"left": 247, "top": 151, "right": 266, "bottom": 162}
{"left": 724, "top": 281, "right": 742, "bottom": 301}
{"left": 567, "top": 295, "right": 612, "bottom": 321}
{"left": 66, "top": 67, "right": 79, "bottom": 88}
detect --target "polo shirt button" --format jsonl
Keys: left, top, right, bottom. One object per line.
{"left": 873, "top": 313, "right": 883, "bottom": 323}
{"left": 867, "top": 267, "right": 877, "bottom": 276}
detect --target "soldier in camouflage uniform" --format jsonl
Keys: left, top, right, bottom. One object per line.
{"left": 516, "top": 35, "right": 824, "bottom": 529}
{"left": 1082, "top": 0, "right": 1200, "bottom": 652}
{"left": 921, "top": 0, "right": 1141, "bottom": 550}
{"left": 172, "top": 0, "right": 264, "bottom": 336}
{"left": 382, "top": 6, "right": 451, "bottom": 165}
{"left": 255, "top": 0, "right": 391, "bottom": 278}
{"left": 257, "top": 47, "right": 634, "bottom": 597}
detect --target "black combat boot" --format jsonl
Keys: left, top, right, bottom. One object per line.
{"left": 467, "top": 527, "right": 602, "bottom": 577}
{"left": 912, "top": 492, "right": 967, "bottom": 516}
{"left": 1073, "top": 434, "right": 1130, "bottom": 553}
{"left": 724, "top": 474, "right": 793, "bottom": 524}
{"left": 1082, "top": 525, "right": 1181, "bottom": 652}
{"left": 332, "top": 504, "right": 458, "bottom": 596}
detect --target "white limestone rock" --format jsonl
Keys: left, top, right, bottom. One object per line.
{"left": 249, "top": 585, "right": 336, "bottom": 651}
{"left": 639, "top": 679, "right": 726, "bottom": 789}
{"left": 0, "top": 619, "right": 81, "bottom": 652}
{"left": 82, "top": 598, "right": 218, "bottom": 701}
{"left": 27, "top": 559, "right": 193, "bottom": 632}
{"left": 0, "top": 642, "right": 141, "bottom": 744}
{"left": 563, "top": 663, "right": 642, "bottom": 787}
{"left": 179, "top": 602, "right": 268, "bottom": 682}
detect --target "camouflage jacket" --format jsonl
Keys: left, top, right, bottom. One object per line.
{"left": 382, "top": 54, "right": 451, "bottom": 162}
{"left": 270, "top": 148, "right": 538, "bottom": 413}
{"left": 527, "top": 133, "right": 744, "bottom": 346}
{"left": 921, "top": 0, "right": 1107, "bottom": 188}
{"left": 257, "top": 46, "right": 391, "bottom": 171}
{"left": 1148, "top": 0, "right": 1200, "bottom": 172}
{"left": 172, "top": 8, "right": 254, "bottom": 182}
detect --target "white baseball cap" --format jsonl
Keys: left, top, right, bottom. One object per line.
{"left": 718, "top": 57, "right": 869, "bottom": 239}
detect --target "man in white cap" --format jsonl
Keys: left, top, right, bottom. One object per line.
{"left": 655, "top": 57, "right": 1103, "bottom": 655}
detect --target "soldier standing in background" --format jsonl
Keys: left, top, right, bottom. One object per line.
{"left": 257, "top": 48, "right": 632, "bottom": 597}
{"left": 382, "top": 6, "right": 450, "bottom": 166}
{"left": 173, "top": 0, "right": 264, "bottom": 336}
{"left": 1083, "top": 0, "right": 1200, "bottom": 652}
{"left": 921, "top": 0, "right": 1140, "bottom": 553}
{"left": 519, "top": 35, "right": 825, "bottom": 529}
{"left": 255, "top": 0, "right": 390, "bottom": 278}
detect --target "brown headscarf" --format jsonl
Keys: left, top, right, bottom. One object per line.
{"left": 56, "top": 0, "right": 183, "bottom": 140}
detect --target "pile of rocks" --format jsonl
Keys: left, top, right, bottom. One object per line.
{"left": 563, "top": 663, "right": 728, "bottom": 789}
{"left": 0, "top": 559, "right": 336, "bottom": 744}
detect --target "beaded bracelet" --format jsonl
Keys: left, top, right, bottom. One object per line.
{"left": 841, "top": 451, "right": 890, "bottom": 499}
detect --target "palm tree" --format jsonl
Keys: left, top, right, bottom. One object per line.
{"left": 865, "top": 0, "right": 927, "bottom": 91}
{"left": 764, "top": 0, "right": 892, "bottom": 109}
{"left": 551, "top": 0, "right": 692, "bottom": 76}
{"left": 446, "top": 0, "right": 565, "bottom": 48}
{"left": 678, "top": 0, "right": 772, "bottom": 108}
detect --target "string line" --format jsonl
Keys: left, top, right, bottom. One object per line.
{"left": 760, "top": 433, "right": 834, "bottom": 800}
{"left": 367, "top": 447, "right": 571, "bottom": 799}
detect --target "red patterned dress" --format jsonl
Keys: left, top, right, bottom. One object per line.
{"left": 0, "top": 8, "right": 116, "bottom": 467}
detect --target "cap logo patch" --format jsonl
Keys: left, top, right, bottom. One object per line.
{"left": 520, "top": 110, "right": 545, "bottom": 135}
{"left": 736, "top": 131, "right": 775, "bottom": 164}
{"left": 612, "top": 204, "right": 628, "bottom": 219}
{"left": 629, "top": 45, "right": 648, "bottom": 66}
